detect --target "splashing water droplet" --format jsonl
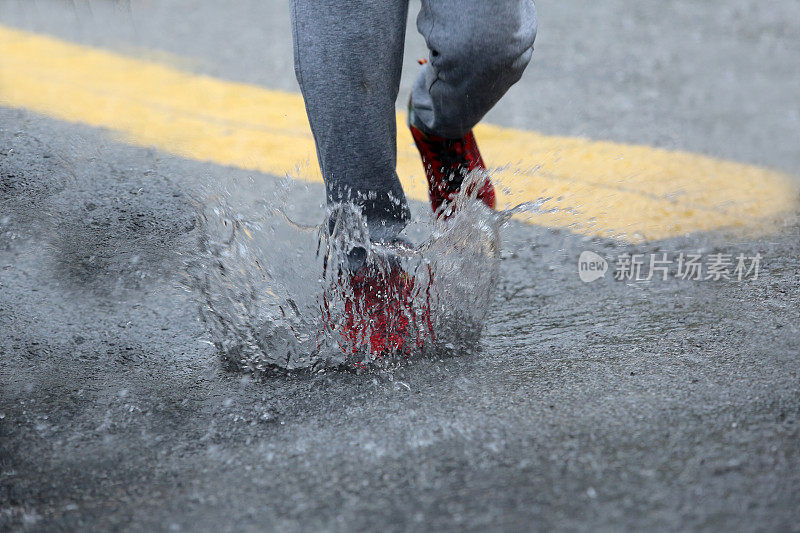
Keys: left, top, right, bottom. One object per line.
{"left": 183, "top": 175, "right": 518, "bottom": 372}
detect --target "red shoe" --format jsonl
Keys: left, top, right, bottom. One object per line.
{"left": 341, "top": 261, "right": 415, "bottom": 358}
{"left": 323, "top": 242, "right": 435, "bottom": 366}
{"left": 409, "top": 119, "right": 496, "bottom": 217}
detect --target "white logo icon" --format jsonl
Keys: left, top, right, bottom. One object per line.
{"left": 578, "top": 251, "right": 608, "bottom": 283}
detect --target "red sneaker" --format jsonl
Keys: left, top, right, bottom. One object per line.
{"left": 323, "top": 242, "right": 435, "bottom": 366}
{"left": 409, "top": 121, "right": 496, "bottom": 217}
{"left": 341, "top": 261, "right": 415, "bottom": 357}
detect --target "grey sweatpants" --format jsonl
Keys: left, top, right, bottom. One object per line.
{"left": 291, "top": 0, "right": 537, "bottom": 240}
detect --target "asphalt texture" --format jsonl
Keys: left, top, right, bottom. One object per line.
{"left": 2, "top": 1, "right": 800, "bottom": 531}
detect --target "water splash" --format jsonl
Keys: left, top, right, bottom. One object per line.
{"left": 183, "top": 172, "right": 551, "bottom": 373}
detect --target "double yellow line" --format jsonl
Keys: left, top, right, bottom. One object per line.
{"left": 1, "top": 24, "right": 795, "bottom": 241}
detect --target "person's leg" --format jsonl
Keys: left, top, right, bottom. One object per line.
{"left": 291, "top": 0, "right": 411, "bottom": 242}
{"left": 412, "top": 0, "right": 537, "bottom": 139}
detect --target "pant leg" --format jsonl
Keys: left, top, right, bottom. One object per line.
{"left": 411, "top": 0, "right": 537, "bottom": 139}
{"left": 291, "top": 0, "right": 411, "bottom": 242}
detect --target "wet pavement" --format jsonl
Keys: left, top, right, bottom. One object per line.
{"left": 2, "top": 1, "right": 800, "bottom": 531}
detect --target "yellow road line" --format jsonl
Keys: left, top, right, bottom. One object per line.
{"left": 1, "top": 24, "right": 796, "bottom": 242}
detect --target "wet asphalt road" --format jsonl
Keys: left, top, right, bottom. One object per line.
{"left": 2, "top": 1, "right": 800, "bottom": 531}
